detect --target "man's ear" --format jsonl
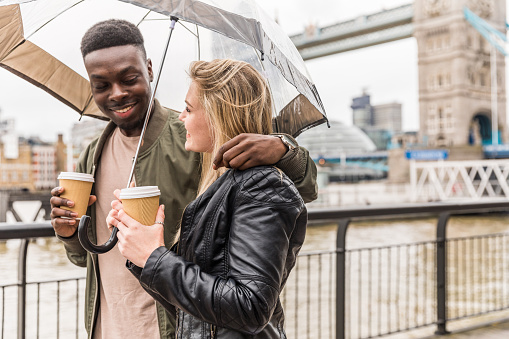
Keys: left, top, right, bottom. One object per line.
{"left": 147, "top": 58, "right": 154, "bottom": 82}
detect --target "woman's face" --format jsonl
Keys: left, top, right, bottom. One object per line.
{"left": 179, "top": 81, "right": 214, "bottom": 153}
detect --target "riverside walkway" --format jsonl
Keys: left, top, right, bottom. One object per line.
{"left": 424, "top": 319, "right": 509, "bottom": 339}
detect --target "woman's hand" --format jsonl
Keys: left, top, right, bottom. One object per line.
{"left": 106, "top": 189, "right": 123, "bottom": 232}
{"left": 114, "top": 204, "right": 166, "bottom": 268}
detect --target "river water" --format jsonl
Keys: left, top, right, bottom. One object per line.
{"left": 1, "top": 213, "right": 509, "bottom": 338}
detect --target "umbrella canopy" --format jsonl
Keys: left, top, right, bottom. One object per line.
{"left": 0, "top": 0, "right": 328, "bottom": 137}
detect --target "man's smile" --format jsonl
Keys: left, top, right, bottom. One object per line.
{"left": 111, "top": 103, "right": 136, "bottom": 116}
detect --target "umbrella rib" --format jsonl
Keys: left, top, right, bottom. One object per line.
{"left": 79, "top": 95, "right": 97, "bottom": 121}
{"left": 136, "top": 10, "right": 152, "bottom": 27}
{"left": 253, "top": 47, "right": 277, "bottom": 127}
{"left": 196, "top": 25, "right": 200, "bottom": 60}
{"left": 177, "top": 21, "right": 198, "bottom": 38}
{"left": 137, "top": 14, "right": 198, "bottom": 38}
{"left": 142, "top": 18, "right": 170, "bottom": 21}
{"left": 25, "top": 0, "right": 86, "bottom": 40}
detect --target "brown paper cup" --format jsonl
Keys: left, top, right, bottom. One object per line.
{"left": 58, "top": 172, "right": 94, "bottom": 219}
{"left": 119, "top": 186, "right": 161, "bottom": 225}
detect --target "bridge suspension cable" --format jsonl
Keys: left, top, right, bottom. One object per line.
{"left": 464, "top": 7, "right": 507, "bottom": 145}
{"left": 464, "top": 7, "right": 507, "bottom": 56}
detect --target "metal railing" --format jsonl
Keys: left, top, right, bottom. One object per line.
{"left": 282, "top": 200, "right": 509, "bottom": 338}
{"left": 0, "top": 225, "right": 86, "bottom": 339}
{"left": 409, "top": 159, "right": 509, "bottom": 202}
{"left": 2, "top": 200, "right": 509, "bottom": 338}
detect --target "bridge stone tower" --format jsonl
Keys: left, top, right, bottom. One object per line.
{"left": 414, "top": 0, "right": 507, "bottom": 147}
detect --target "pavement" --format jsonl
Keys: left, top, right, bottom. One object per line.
{"left": 422, "top": 319, "right": 509, "bottom": 339}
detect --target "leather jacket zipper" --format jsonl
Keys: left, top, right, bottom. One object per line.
{"left": 210, "top": 324, "right": 216, "bottom": 338}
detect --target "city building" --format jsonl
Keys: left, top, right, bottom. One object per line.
{"left": 351, "top": 92, "right": 403, "bottom": 150}
{"left": 297, "top": 120, "right": 386, "bottom": 183}
{"left": 0, "top": 136, "right": 67, "bottom": 192}
{"left": 373, "top": 102, "right": 402, "bottom": 132}
{"left": 0, "top": 108, "right": 18, "bottom": 159}
{"left": 298, "top": 120, "right": 376, "bottom": 159}
{"left": 32, "top": 143, "right": 56, "bottom": 190}
{"left": 0, "top": 109, "right": 15, "bottom": 136}
{"left": 362, "top": 127, "right": 394, "bottom": 150}
{"left": 0, "top": 110, "right": 67, "bottom": 191}
{"left": 69, "top": 118, "right": 108, "bottom": 170}
{"left": 351, "top": 92, "right": 402, "bottom": 132}
{"left": 0, "top": 140, "right": 33, "bottom": 191}
{"left": 351, "top": 92, "right": 373, "bottom": 129}
{"left": 1, "top": 107, "right": 111, "bottom": 192}
{"left": 0, "top": 109, "right": 30, "bottom": 190}
{"left": 391, "top": 131, "right": 419, "bottom": 149}
{"left": 55, "top": 134, "right": 66, "bottom": 173}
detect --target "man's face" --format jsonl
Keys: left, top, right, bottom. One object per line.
{"left": 84, "top": 45, "right": 153, "bottom": 137}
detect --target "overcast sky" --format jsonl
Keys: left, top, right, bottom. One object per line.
{"left": 0, "top": 0, "right": 463, "bottom": 142}
{"left": 256, "top": 0, "right": 418, "bottom": 125}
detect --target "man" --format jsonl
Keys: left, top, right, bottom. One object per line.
{"left": 50, "top": 19, "right": 317, "bottom": 339}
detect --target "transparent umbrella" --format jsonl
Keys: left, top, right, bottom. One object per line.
{"left": 0, "top": 0, "right": 328, "bottom": 135}
{"left": 0, "top": 0, "right": 328, "bottom": 253}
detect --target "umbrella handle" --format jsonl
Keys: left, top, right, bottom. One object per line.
{"left": 77, "top": 215, "right": 118, "bottom": 254}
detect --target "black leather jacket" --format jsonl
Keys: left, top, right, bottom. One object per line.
{"left": 128, "top": 166, "right": 307, "bottom": 338}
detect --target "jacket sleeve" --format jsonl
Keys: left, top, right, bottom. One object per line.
{"left": 56, "top": 232, "right": 88, "bottom": 267}
{"left": 128, "top": 176, "right": 307, "bottom": 334}
{"left": 273, "top": 133, "right": 318, "bottom": 203}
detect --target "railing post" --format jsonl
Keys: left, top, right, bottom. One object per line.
{"left": 336, "top": 218, "right": 350, "bottom": 339}
{"left": 0, "top": 191, "right": 8, "bottom": 222}
{"left": 435, "top": 212, "right": 450, "bottom": 335}
{"left": 410, "top": 159, "right": 417, "bottom": 202}
{"left": 18, "top": 239, "right": 28, "bottom": 339}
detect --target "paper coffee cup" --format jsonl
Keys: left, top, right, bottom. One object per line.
{"left": 58, "top": 172, "right": 95, "bottom": 219}
{"left": 119, "top": 186, "right": 161, "bottom": 225}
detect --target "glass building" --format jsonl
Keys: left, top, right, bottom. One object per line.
{"left": 298, "top": 120, "right": 377, "bottom": 159}
{"left": 298, "top": 121, "right": 386, "bottom": 183}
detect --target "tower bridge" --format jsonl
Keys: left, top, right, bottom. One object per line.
{"left": 292, "top": 0, "right": 509, "bottom": 199}
{"left": 290, "top": 4, "right": 414, "bottom": 60}
{"left": 290, "top": 0, "right": 507, "bottom": 149}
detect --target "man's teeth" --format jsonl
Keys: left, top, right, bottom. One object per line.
{"left": 114, "top": 105, "right": 134, "bottom": 113}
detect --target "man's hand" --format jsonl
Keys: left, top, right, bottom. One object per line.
{"left": 50, "top": 186, "right": 96, "bottom": 238}
{"left": 213, "top": 133, "right": 287, "bottom": 170}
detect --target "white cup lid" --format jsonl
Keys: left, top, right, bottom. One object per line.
{"left": 58, "top": 172, "right": 94, "bottom": 182}
{"left": 119, "top": 186, "right": 161, "bottom": 199}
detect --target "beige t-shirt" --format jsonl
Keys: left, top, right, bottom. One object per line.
{"left": 93, "top": 128, "right": 159, "bottom": 339}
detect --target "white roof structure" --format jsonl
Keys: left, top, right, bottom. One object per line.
{"left": 297, "top": 120, "right": 376, "bottom": 159}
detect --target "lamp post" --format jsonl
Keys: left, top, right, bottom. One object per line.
{"left": 490, "top": 44, "right": 499, "bottom": 145}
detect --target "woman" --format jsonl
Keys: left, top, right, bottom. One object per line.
{"left": 107, "top": 59, "right": 307, "bottom": 338}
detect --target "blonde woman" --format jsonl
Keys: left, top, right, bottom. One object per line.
{"left": 107, "top": 59, "right": 307, "bottom": 338}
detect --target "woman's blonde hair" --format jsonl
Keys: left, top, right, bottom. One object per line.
{"left": 189, "top": 59, "right": 273, "bottom": 195}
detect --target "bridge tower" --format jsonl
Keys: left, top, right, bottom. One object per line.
{"left": 414, "top": 0, "right": 506, "bottom": 147}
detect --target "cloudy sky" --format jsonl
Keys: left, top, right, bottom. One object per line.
{"left": 256, "top": 0, "right": 418, "bottom": 125}
{"left": 0, "top": 0, "right": 453, "bottom": 142}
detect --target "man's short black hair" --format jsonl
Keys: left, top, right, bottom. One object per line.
{"left": 81, "top": 19, "right": 146, "bottom": 58}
